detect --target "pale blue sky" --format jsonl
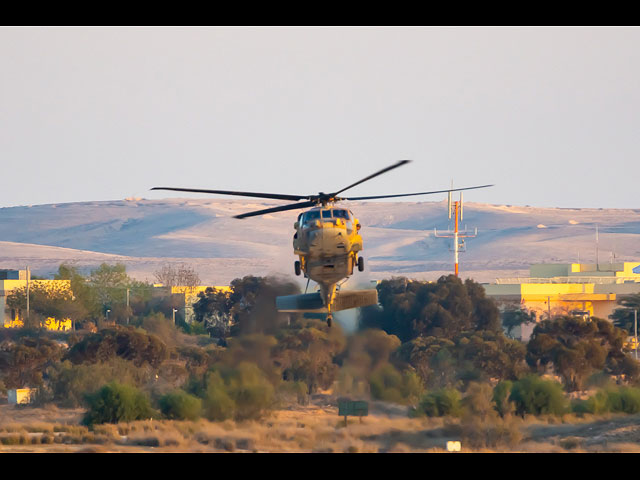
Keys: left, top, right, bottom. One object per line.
{"left": 1, "top": 27, "right": 638, "bottom": 209}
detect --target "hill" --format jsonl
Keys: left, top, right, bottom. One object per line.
{"left": 1, "top": 198, "right": 639, "bottom": 285}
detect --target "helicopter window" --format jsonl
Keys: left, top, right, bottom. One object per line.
{"left": 303, "top": 211, "right": 320, "bottom": 225}
{"left": 322, "top": 210, "right": 332, "bottom": 219}
{"left": 333, "top": 209, "right": 349, "bottom": 219}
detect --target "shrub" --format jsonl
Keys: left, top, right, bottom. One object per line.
{"left": 47, "top": 358, "right": 152, "bottom": 408}
{"left": 493, "top": 380, "right": 514, "bottom": 417}
{"left": 202, "top": 362, "right": 275, "bottom": 421}
{"left": 82, "top": 382, "right": 156, "bottom": 426}
{"left": 159, "top": 390, "right": 202, "bottom": 421}
{"left": 574, "top": 386, "right": 640, "bottom": 415}
{"left": 509, "top": 375, "right": 568, "bottom": 416}
{"left": 369, "top": 365, "right": 425, "bottom": 405}
{"left": 416, "top": 388, "right": 462, "bottom": 417}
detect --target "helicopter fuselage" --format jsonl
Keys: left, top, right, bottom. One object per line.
{"left": 292, "top": 206, "right": 363, "bottom": 316}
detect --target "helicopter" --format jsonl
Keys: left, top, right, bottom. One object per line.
{"left": 152, "top": 160, "right": 492, "bottom": 327}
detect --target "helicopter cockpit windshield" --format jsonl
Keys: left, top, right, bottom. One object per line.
{"left": 302, "top": 210, "right": 321, "bottom": 227}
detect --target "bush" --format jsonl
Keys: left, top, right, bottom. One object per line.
{"left": 203, "top": 371, "right": 235, "bottom": 421}
{"left": 573, "top": 386, "right": 640, "bottom": 415}
{"left": 493, "top": 381, "right": 514, "bottom": 417}
{"left": 201, "top": 363, "right": 275, "bottom": 421}
{"left": 47, "top": 359, "right": 152, "bottom": 408}
{"left": 159, "top": 390, "right": 202, "bottom": 421}
{"left": 82, "top": 382, "right": 156, "bottom": 426}
{"left": 509, "top": 375, "right": 568, "bottom": 416}
{"left": 415, "top": 388, "right": 462, "bottom": 417}
{"left": 369, "top": 365, "right": 424, "bottom": 405}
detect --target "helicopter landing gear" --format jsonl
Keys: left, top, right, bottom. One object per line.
{"left": 357, "top": 256, "right": 364, "bottom": 272}
{"left": 327, "top": 315, "right": 332, "bottom": 327}
{"left": 294, "top": 260, "right": 301, "bottom": 276}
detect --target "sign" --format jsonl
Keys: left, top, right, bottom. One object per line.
{"left": 338, "top": 399, "right": 369, "bottom": 418}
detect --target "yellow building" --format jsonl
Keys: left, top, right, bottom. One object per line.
{"left": 152, "top": 284, "right": 232, "bottom": 323}
{"left": 485, "top": 262, "right": 640, "bottom": 340}
{"left": 1, "top": 270, "right": 72, "bottom": 331}
{"left": 8, "top": 388, "right": 38, "bottom": 405}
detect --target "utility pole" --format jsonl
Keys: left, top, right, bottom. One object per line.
{"left": 434, "top": 190, "right": 477, "bottom": 277}
{"left": 635, "top": 309, "right": 638, "bottom": 361}
{"left": 126, "top": 288, "right": 130, "bottom": 325}
{"left": 596, "top": 224, "right": 600, "bottom": 271}
{"left": 26, "top": 265, "right": 30, "bottom": 322}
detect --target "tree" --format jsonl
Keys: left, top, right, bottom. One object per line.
{"left": 159, "top": 389, "right": 202, "bottom": 420}
{"left": 359, "top": 275, "right": 502, "bottom": 342}
{"left": 526, "top": 316, "right": 639, "bottom": 391}
{"left": 193, "top": 276, "right": 300, "bottom": 337}
{"left": 53, "top": 262, "right": 153, "bottom": 324}
{"left": 508, "top": 375, "right": 568, "bottom": 417}
{"left": 6, "top": 281, "right": 84, "bottom": 329}
{"left": 0, "top": 337, "right": 65, "bottom": 389}
{"left": 272, "top": 319, "right": 346, "bottom": 395}
{"left": 154, "top": 263, "right": 201, "bottom": 289}
{"left": 611, "top": 293, "right": 640, "bottom": 335}
{"left": 82, "top": 382, "right": 156, "bottom": 426}
{"left": 393, "top": 330, "right": 527, "bottom": 389}
{"left": 202, "top": 362, "right": 275, "bottom": 421}
{"left": 65, "top": 326, "right": 169, "bottom": 368}
{"left": 502, "top": 306, "right": 537, "bottom": 337}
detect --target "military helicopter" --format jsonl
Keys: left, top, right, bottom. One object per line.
{"left": 152, "top": 160, "right": 492, "bottom": 327}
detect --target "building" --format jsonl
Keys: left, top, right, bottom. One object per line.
{"left": 152, "top": 284, "right": 232, "bottom": 324}
{"left": 1, "top": 269, "right": 72, "bottom": 331}
{"left": 8, "top": 388, "right": 38, "bottom": 405}
{"left": 484, "top": 262, "right": 640, "bottom": 340}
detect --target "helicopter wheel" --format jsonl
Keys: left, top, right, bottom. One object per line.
{"left": 327, "top": 315, "right": 332, "bottom": 327}
{"left": 294, "top": 261, "right": 301, "bottom": 276}
{"left": 357, "top": 256, "right": 364, "bottom": 272}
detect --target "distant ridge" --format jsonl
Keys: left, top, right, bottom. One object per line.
{"left": 1, "top": 198, "right": 639, "bottom": 284}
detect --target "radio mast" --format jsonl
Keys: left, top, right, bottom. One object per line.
{"left": 434, "top": 186, "right": 478, "bottom": 277}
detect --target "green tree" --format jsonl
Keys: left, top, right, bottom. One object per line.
{"left": 82, "top": 382, "right": 156, "bottom": 426}
{"left": 526, "top": 316, "right": 638, "bottom": 391}
{"left": 202, "top": 362, "right": 275, "bottom": 421}
{"left": 502, "top": 306, "right": 537, "bottom": 337}
{"left": 159, "top": 389, "right": 202, "bottom": 420}
{"left": 359, "top": 276, "right": 502, "bottom": 342}
{"left": 415, "top": 388, "right": 463, "bottom": 417}
{"left": 193, "top": 276, "right": 300, "bottom": 337}
{"left": 509, "top": 375, "right": 568, "bottom": 416}
{"left": 611, "top": 294, "right": 640, "bottom": 335}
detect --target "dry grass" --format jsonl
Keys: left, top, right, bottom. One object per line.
{"left": 2, "top": 400, "right": 640, "bottom": 452}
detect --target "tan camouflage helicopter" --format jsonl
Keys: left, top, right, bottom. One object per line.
{"left": 152, "top": 160, "right": 492, "bottom": 327}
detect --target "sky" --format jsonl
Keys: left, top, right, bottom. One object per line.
{"left": 1, "top": 27, "right": 639, "bottom": 209}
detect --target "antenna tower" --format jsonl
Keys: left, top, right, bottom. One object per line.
{"left": 434, "top": 186, "right": 478, "bottom": 277}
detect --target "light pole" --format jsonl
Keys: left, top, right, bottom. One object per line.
{"left": 106, "top": 309, "right": 111, "bottom": 323}
{"left": 172, "top": 308, "right": 178, "bottom": 326}
{"left": 635, "top": 309, "right": 638, "bottom": 361}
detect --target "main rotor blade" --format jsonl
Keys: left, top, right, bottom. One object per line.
{"left": 151, "top": 187, "right": 308, "bottom": 202}
{"left": 341, "top": 184, "right": 494, "bottom": 201}
{"left": 332, "top": 159, "right": 412, "bottom": 196}
{"left": 234, "top": 200, "right": 317, "bottom": 219}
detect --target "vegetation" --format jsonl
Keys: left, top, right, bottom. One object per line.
{"left": 82, "top": 382, "right": 156, "bottom": 426}
{"left": 611, "top": 293, "right": 640, "bottom": 335}
{"left": 3, "top": 266, "right": 640, "bottom": 437}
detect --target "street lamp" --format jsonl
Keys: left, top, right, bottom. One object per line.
{"left": 172, "top": 308, "right": 178, "bottom": 326}
{"left": 106, "top": 309, "right": 111, "bottom": 322}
